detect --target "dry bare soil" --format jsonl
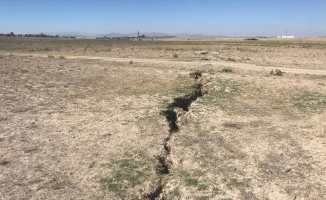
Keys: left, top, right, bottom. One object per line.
{"left": 0, "top": 37, "right": 326, "bottom": 200}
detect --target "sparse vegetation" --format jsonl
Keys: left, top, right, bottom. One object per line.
{"left": 89, "top": 161, "right": 95, "bottom": 168}
{"left": 226, "top": 178, "right": 244, "bottom": 189}
{"left": 220, "top": 68, "right": 233, "bottom": 73}
{"left": 184, "top": 177, "right": 199, "bottom": 186}
{"left": 0, "top": 160, "right": 9, "bottom": 166}
{"left": 222, "top": 122, "right": 242, "bottom": 129}
{"left": 1, "top": 37, "right": 326, "bottom": 200}
{"left": 294, "top": 93, "right": 326, "bottom": 112}
{"left": 172, "top": 188, "right": 181, "bottom": 197}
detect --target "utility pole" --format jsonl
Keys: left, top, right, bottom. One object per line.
{"left": 285, "top": 30, "right": 288, "bottom": 38}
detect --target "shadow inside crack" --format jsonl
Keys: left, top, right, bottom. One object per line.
{"left": 161, "top": 83, "right": 203, "bottom": 133}
{"left": 146, "top": 78, "right": 204, "bottom": 199}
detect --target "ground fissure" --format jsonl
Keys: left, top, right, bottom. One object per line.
{"left": 145, "top": 72, "right": 204, "bottom": 199}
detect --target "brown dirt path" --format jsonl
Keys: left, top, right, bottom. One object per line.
{"left": 2, "top": 52, "right": 326, "bottom": 75}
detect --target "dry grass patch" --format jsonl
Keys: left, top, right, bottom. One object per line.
{"left": 1, "top": 38, "right": 325, "bottom": 199}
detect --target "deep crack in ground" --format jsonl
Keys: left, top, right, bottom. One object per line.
{"left": 145, "top": 72, "right": 203, "bottom": 199}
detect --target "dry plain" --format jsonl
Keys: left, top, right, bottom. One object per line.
{"left": 0, "top": 37, "right": 326, "bottom": 200}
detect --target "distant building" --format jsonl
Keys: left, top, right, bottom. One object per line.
{"left": 277, "top": 36, "right": 295, "bottom": 38}
{"left": 76, "top": 36, "right": 96, "bottom": 39}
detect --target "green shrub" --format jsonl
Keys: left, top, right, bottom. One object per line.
{"left": 220, "top": 68, "right": 233, "bottom": 73}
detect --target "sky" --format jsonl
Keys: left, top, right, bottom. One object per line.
{"left": 0, "top": 0, "right": 326, "bottom": 37}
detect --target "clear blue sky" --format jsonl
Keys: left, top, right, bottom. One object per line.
{"left": 1, "top": 0, "right": 325, "bottom": 37}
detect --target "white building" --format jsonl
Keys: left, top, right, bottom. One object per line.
{"left": 277, "top": 36, "right": 295, "bottom": 38}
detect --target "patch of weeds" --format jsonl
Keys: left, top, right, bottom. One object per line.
{"left": 100, "top": 178, "right": 120, "bottom": 191}
{"left": 197, "top": 184, "right": 208, "bottom": 191}
{"left": 89, "top": 161, "right": 95, "bottom": 168}
{"left": 173, "top": 84, "right": 194, "bottom": 95}
{"left": 100, "top": 158, "right": 151, "bottom": 197}
{"left": 100, "top": 168, "right": 145, "bottom": 191}
{"left": 52, "top": 183, "right": 63, "bottom": 190}
{"left": 131, "top": 196, "right": 140, "bottom": 200}
{"left": 173, "top": 53, "right": 178, "bottom": 58}
{"left": 59, "top": 56, "right": 65, "bottom": 59}
{"left": 0, "top": 160, "right": 9, "bottom": 166}
{"left": 168, "top": 75, "right": 196, "bottom": 96}
{"left": 192, "top": 47, "right": 202, "bottom": 51}
{"left": 23, "top": 147, "right": 37, "bottom": 153}
{"left": 172, "top": 187, "right": 181, "bottom": 197}
{"left": 226, "top": 178, "right": 244, "bottom": 189}
{"left": 180, "top": 135, "right": 200, "bottom": 148}
{"left": 222, "top": 122, "right": 242, "bottom": 129}
{"left": 193, "top": 169, "right": 205, "bottom": 177}
{"left": 198, "top": 131, "right": 209, "bottom": 137}
{"left": 129, "top": 60, "right": 133, "bottom": 64}
{"left": 198, "top": 196, "right": 210, "bottom": 200}
{"left": 293, "top": 93, "right": 326, "bottom": 112}
{"left": 202, "top": 78, "right": 244, "bottom": 107}
{"left": 185, "top": 178, "right": 199, "bottom": 186}
{"left": 48, "top": 55, "right": 54, "bottom": 58}
{"left": 43, "top": 47, "right": 52, "bottom": 51}
{"left": 161, "top": 99, "right": 170, "bottom": 108}
{"left": 219, "top": 68, "right": 233, "bottom": 73}
{"left": 212, "top": 187, "right": 220, "bottom": 195}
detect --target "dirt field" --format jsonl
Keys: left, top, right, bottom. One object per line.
{"left": 0, "top": 37, "right": 325, "bottom": 200}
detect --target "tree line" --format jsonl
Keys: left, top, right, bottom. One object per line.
{"left": 0, "top": 32, "right": 75, "bottom": 38}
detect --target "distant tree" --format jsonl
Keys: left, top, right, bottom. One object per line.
{"left": 10, "top": 32, "right": 15, "bottom": 36}
{"left": 140, "top": 35, "right": 145, "bottom": 38}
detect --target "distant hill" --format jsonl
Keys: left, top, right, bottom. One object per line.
{"left": 45, "top": 32, "right": 83, "bottom": 36}
{"left": 94, "top": 32, "right": 173, "bottom": 38}
{"left": 45, "top": 32, "right": 231, "bottom": 38}
{"left": 174, "top": 33, "right": 228, "bottom": 38}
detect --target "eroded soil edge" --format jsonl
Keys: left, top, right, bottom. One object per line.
{"left": 145, "top": 72, "right": 204, "bottom": 199}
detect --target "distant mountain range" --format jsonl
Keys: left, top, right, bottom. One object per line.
{"left": 44, "top": 32, "right": 326, "bottom": 38}
{"left": 94, "top": 32, "right": 173, "bottom": 37}
{"left": 45, "top": 32, "right": 229, "bottom": 38}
